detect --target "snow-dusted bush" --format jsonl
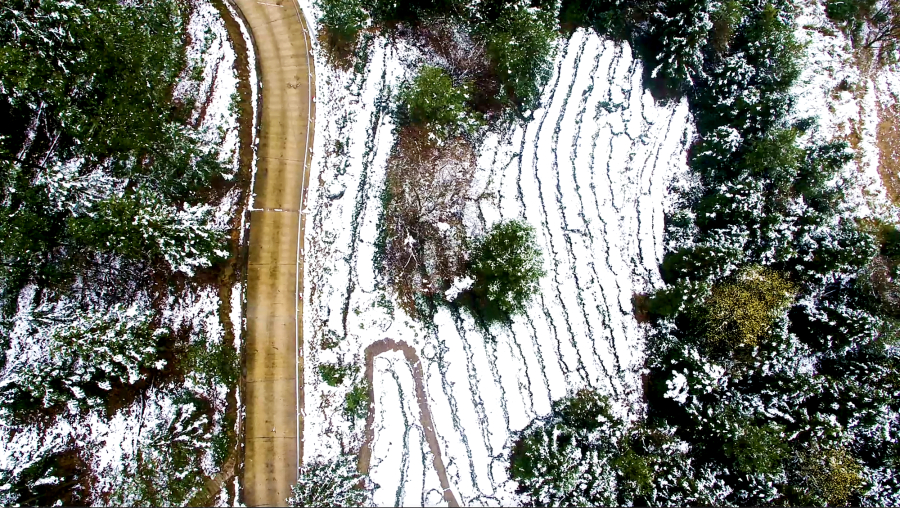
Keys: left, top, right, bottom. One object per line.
{"left": 288, "top": 455, "right": 368, "bottom": 507}
{"left": 0, "top": 300, "right": 162, "bottom": 416}
{"left": 397, "top": 65, "right": 484, "bottom": 140}
{"left": 468, "top": 219, "right": 545, "bottom": 318}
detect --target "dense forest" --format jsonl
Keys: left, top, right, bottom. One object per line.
{"left": 313, "top": 0, "right": 900, "bottom": 505}
{"left": 0, "top": 0, "right": 246, "bottom": 504}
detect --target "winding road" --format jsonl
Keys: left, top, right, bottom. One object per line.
{"left": 234, "top": 0, "right": 315, "bottom": 505}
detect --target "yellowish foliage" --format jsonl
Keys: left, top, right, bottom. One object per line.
{"left": 799, "top": 447, "right": 864, "bottom": 506}
{"left": 705, "top": 266, "right": 796, "bottom": 348}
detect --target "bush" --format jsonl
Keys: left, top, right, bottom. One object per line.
{"left": 397, "top": 65, "right": 483, "bottom": 139}
{"left": 288, "top": 455, "right": 368, "bottom": 507}
{"left": 476, "top": 3, "right": 559, "bottom": 114}
{"left": 318, "top": 363, "right": 354, "bottom": 386}
{"left": 343, "top": 380, "right": 370, "bottom": 420}
{"left": 468, "top": 220, "right": 544, "bottom": 318}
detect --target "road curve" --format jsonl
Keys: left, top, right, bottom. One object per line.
{"left": 233, "top": 0, "right": 315, "bottom": 505}
{"left": 359, "top": 339, "right": 461, "bottom": 507}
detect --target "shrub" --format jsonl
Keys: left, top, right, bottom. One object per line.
{"left": 318, "top": 363, "right": 353, "bottom": 386}
{"left": 343, "top": 380, "right": 370, "bottom": 420}
{"left": 468, "top": 220, "right": 545, "bottom": 318}
{"left": 288, "top": 455, "right": 368, "bottom": 507}
{"left": 397, "top": 65, "right": 483, "bottom": 139}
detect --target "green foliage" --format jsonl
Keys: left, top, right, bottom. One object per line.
{"left": 288, "top": 455, "right": 368, "bottom": 507}
{"left": 468, "top": 220, "right": 545, "bottom": 318}
{"left": 826, "top": 0, "right": 869, "bottom": 23}
{"left": 343, "top": 380, "right": 371, "bottom": 420}
{"left": 398, "top": 66, "right": 484, "bottom": 139}
{"left": 722, "top": 422, "right": 788, "bottom": 475}
{"left": 318, "top": 0, "right": 368, "bottom": 41}
{"left": 510, "top": 391, "right": 620, "bottom": 506}
{"left": 0, "top": 303, "right": 163, "bottom": 417}
{"left": 549, "top": 0, "right": 900, "bottom": 504}
{"left": 186, "top": 327, "right": 240, "bottom": 390}
{"left": 645, "top": 0, "right": 713, "bottom": 91}
{"left": 318, "top": 362, "right": 354, "bottom": 386}
{"left": 108, "top": 391, "right": 211, "bottom": 506}
{"left": 0, "top": 0, "right": 228, "bottom": 301}
{"left": 67, "top": 191, "right": 226, "bottom": 272}
{"left": 510, "top": 390, "right": 730, "bottom": 505}
{"left": 477, "top": 4, "right": 559, "bottom": 113}
{"left": 317, "top": 0, "right": 368, "bottom": 58}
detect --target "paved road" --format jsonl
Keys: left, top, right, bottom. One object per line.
{"left": 359, "top": 339, "right": 461, "bottom": 507}
{"left": 234, "top": 0, "right": 315, "bottom": 505}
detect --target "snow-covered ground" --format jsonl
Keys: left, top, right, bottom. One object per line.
{"left": 300, "top": 15, "right": 694, "bottom": 504}
{"left": 0, "top": 1, "right": 244, "bottom": 504}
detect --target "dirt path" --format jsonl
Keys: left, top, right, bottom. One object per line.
{"left": 233, "top": 0, "right": 315, "bottom": 505}
{"left": 359, "top": 339, "right": 461, "bottom": 507}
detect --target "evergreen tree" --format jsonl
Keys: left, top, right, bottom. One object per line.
{"left": 468, "top": 220, "right": 545, "bottom": 318}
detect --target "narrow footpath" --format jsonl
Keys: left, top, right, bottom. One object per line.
{"left": 233, "top": 0, "right": 315, "bottom": 505}
{"left": 359, "top": 339, "right": 461, "bottom": 507}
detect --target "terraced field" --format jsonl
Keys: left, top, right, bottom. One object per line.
{"left": 304, "top": 29, "right": 693, "bottom": 505}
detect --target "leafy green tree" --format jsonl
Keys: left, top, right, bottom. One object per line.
{"left": 510, "top": 390, "right": 621, "bottom": 506}
{"left": 0, "top": 0, "right": 227, "bottom": 295}
{"left": 0, "top": 302, "right": 163, "bottom": 417}
{"left": 317, "top": 0, "right": 368, "bottom": 58}
{"left": 288, "top": 455, "right": 368, "bottom": 507}
{"left": 397, "top": 66, "right": 483, "bottom": 139}
{"left": 722, "top": 422, "right": 789, "bottom": 475}
{"left": 108, "top": 391, "right": 213, "bottom": 506}
{"left": 475, "top": 2, "right": 559, "bottom": 114}
{"left": 468, "top": 220, "right": 545, "bottom": 318}
{"left": 645, "top": 0, "right": 713, "bottom": 91}
{"left": 68, "top": 190, "right": 227, "bottom": 275}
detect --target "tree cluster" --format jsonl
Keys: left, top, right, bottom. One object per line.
{"left": 379, "top": 65, "right": 545, "bottom": 321}
{"left": 0, "top": 0, "right": 242, "bottom": 504}
{"left": 317, "top": 0, "right": 560, "bottom": 118}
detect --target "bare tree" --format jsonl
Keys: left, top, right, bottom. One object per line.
{"left": 382, "top": 126, "right": 476, "bottom": 314}
{"left": 863, "top": 0, "right": 900, "bottom": 54}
